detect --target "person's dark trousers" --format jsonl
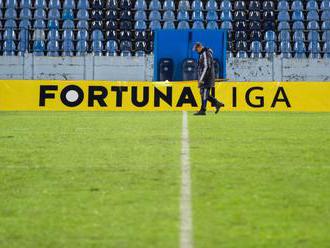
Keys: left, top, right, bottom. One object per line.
{"left": 200, "top": 87, "right": 219, "bottom": 112}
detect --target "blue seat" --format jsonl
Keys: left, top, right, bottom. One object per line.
{"left": 136, "top": 50, "right": 145, "bottom": 56}
{"left": 20, "top": 8, "right": 32, "bottom": 19}
{"left": 106, "top": 40, "right": 118, "bottom": 56}
{"left": 163, "top": 21, "right": 175, "bottom": 29}
{"left": 3, "top": 29, "right": 16, "bottom": 41}
{"left": 134, "top": 10, "right": 147, "bottom": 21}
{"left": 206, "top": 21, "right": 218, "bottom": 29}
{"left": 324, "top": 42, "right": 330, "bottom": 58}
{"left": 322, "top": 21, "right": 330, "bottom": 30}
{"left": 48, "top": 20, "right": 59, "bottom": 29}
{"left": 321, "top": 0, "right": 330, "bottom": 10}
{"left": 135, "top": 0, "right": 147, "bottom": 10}
{"left": 33, "top": 29, "right": 45, "bottom": 40}
{"left": 234, "top": 0, "right": 246, "bottom": 10}
{"left": 77, "top": 29, "right": 88, "bottom": 41}
{"left": 264, "top": 21, "right": 275, "bottom": 31}
{"left": 249, "top": 0, "right": 260, "bottom": 11}
{"left": 3, "top": 40, "right": 16, "bottom": 56}
{"left": 192, "top": 10, "right": 204, "bottom": 21}
{"left": 33, "top": 19, "right": 46, "bottom": 29}
{"left": 308, "top": 30, "right": 320, "bottom": 41}
{"left": 48, "top": 9, "right": 61, "bottom": 20}
{"left": 163, "top": 10, "right": 175, "bottom": 21}
{"left": 135, "top": 41, "right": 146, "bottom": 52}
{"left": 293, "top": 21, "right": 305, "bottom": 30}
{"left": 206, "top": 0, "right": 218, "bottom": 11}
{"left": 5, "top": 9, "right": 17, "bottom": 19}
{"left": 192, "top": 0, "right": 203, "bottom": 10}
{"left": 278, "top": 11, "right": 290, "bottom": 22}
{"left": 279, "top": 30, "right": 291, "bottom": 41}
{"left": 192, "top": 21, "right": 204, "bottom": 29}
{"left": 77, "top": 20, "right": 89, "bottom": 29}
{"left": 278, "top": 0, "right": 289, "bottom": 11}
{"left": 178, "top": 21, "right": 190, "bottom": 29}
{"left": 322, "top": 30, "right": 330, "bottom": 41}
{"left": 178, "top": 10, "right": 189, "bottom": 21}
{"left": 47, "top": 29, "right": 60, "bottom": 41}
{"left": 47, "top": 40, "right": 59, "bottom": 56}
{"left": 149, "top": 0, "right": 161, "bottom": 10}
{"left": 206, "top": 10, "right": 217, "bottom": 21}
{"left": 76, "top": 40, "right": 88, "bottom": 55}
{"left": 77, "top": 9, "right": 89, "bottom": 20}
{"left": 163, "top": 0, "right": 175, "bottom": 10}
{"left": 49, "top": 0, "right": 60, "bottom": 9}
{"left": 293, "top": 30, "right": 305, "bottom": 41}
{"left": 18, "top": 40, "right": 28, "bottom": 55}
{"left": 33, "top": 40, "right": 45, "bottom": 56}
{"left": 106, "top": 0, "right": 117, "bottom": 9}
{"left": 19, "top": 19, "right": 31, "bottom": 29}
{"left": 307, "top": 0, "right": 318, "bottom": 11}
{"left": 220, "top": 0, "right": 232, "bottom": 11}
{"left": 121, "top": 51, "right": 132, "bottom": 56}
{"left": 5, "top": 0, "right": 18, "bottom": 9}
{"left": 178, "top": 0, "right": 190, "bottom": 10}
{"left": 250, "top": 30, "right": 262, "bottom": 41}
{"left": 18, "top": 29, "right": 28, "bottom": 42}
{"left": 292, "top": 0, "right": 304, "bottom": 11}
{"left": 237, "top": 51, "right": 248, "bottom": 59}
{"left": 62, "top": 40, "right": 75, "bottom": 56}
{"left": 250, "top": 21, "right": 261, "bottom": 31}
{"left": 34, "top": 0, "right": 46, "bottom": 9}
{"left": 249, "top": 11, "right": 261, "bottom": 21}
{"left": 322, "top": 10, "right": 330, "bottom": 21}
{"left": 250, "top": 41, "right": 262, "bottom": 58}
{"left": 120, "top": 40, "right": 132, "bottom": 53}
{"left": 91, "top": 40, "right": 104, "bottom": 53}
{"left": 308, "top": 41, "right": 321, "bottom": 58}
{"left": 220, "top": 10, "right": 232, "bottom": 21}
{"left": 292, "top": 11, "right": 304, "bottom": 21}
{"left": 34, "top": 9, "right": 46, "bottom": 20}
{"left": 62, "top": 20, "right": 75, "bottom": 29}
{"left": 307, "top": 10, "right": 319, "bottom": 21}
{"left": 307, "top": 20, "right": 320, "bottom": 30}
{"left": 134, "top": 20, "right": 147, "bottom": 30}
{"left": 221, "top": 21, "right": 233, "bottom": 30}
{"left": 294, "top": 41, "right": 306, "bottom": 58}
{"left": 265, "top": 41, "right": 277, "bottom": 58}
{"left": 4, "top": 19, "right": 17, "bottom": 29}
{"left": 77, "top": 0, "right": 89, "bottom": 9}
{"left": 235, "top": 31, "right": 247, "bottom": 40}
{"left": 265, "top": 30, "right": 276, "bottom": 41}
{"left": 280, "top": 41, "right": 292, "bottom": 55}
{"left": 149, "top": 20, "right": 161, "bottom": 30}
{"left": 149, "top": 10, "right": 161, "bottom": 21}
{"left": 263, "top": 1, "right": 274, "bottom": 11}
{"left": 62, "top": 9, "right": 74, "bottom": 20}
{"left": 63, "top": 29, "right": 74, "bottom": 41}
{"left": 20, "top": 0, "right": 31, "bottom": 8}
{"left": 63, "top": 0, "right": 76, "bottom": 9}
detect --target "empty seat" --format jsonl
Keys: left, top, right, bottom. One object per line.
{"left": 163, "top": 0, "right": 175, "bottom": 10}
{"left": 105, "top": 40, "right": 118, "bottom": 56}
{"left": 149, "top": 20, "right": 161, "bottom": 30}
{"left": 34, "top": 9, "right": 46, "bottom": 20}
{"left": 149, "top": 10, "right": 161, "bottom": 21}
{"left": 178, "top": 21, "right": 190, "bottom": 29}
{"left": 48, "top": 20, "right": 59, "bottom": 31}
{"left": 48, "top": 9, "right": 61, "bottom": 20}
{"left": 33, "top": 19, "right": 46, "bottom": 29}
{"left": 307, "top": 20, "right": 320, "bottom": 30}
{"left": 91, "top": 40, "right": 103, "bottom": 56}
{"left": 49, "top": 0, "right": 60, "bottom": 9}
{"left": 278, "top": 0, "right": 289, "bottom": 11}
{"left": 19, "top": 19, "right": 31, "bottom": 29}
{"left": 324, "top": 41, "right": 330, "bottom": 58}
{"left": 134, "top": 20, "right": 147, "bottom": 30}
{"left": 20, "top": 8, "right": 32, "bottom": 19}
{"left": 307, "top": 0, "right": 318, "bottom": 11}
{"left": 307, "top": 10, "right": 319, "bottom": 21}
{"left": 294, "top": 41, "right": 306, "bottom": 58}
{"left": 182, "top": 59, "right": 197, "bottom": 80}
{"left": 135, "top": 10, "right": 147, "bottom": 21}
{"left": 77, "top": 20, "right": 89, "bottom": 29}
{"left": 159, "top": 58, "right": 174, "bottom": 81}
{"left": 293, "top": 30, "right": 305, "bottom": 41}
{"left": 3, "top": 40, "right": 16, "bottom": 56}
{"left": 47, "top": 40, "right": 59, "bottom": 56}
{"left": 278, "top": 11, "right": 290, "bottom": 22}
{"left": 92, "top": 29, "right": 104, "bottom": 41}
{"left": 192, "top": 10, "right": 204, "bottom": 21}
{"left": 265, "top": 41, "right": 277, "bottom": 58}
{"left": 4, "top": 19, "right": 17, "bottom": 29}
{"left": 33, "top": 40, "right": 45, "bottom": 56}
{"left": 192, "top": 21, "right": 204, "bottom": 29}
{"left": 149, "top": 0, "right": 161, "bottom": 10}
{"left": 18, "top": 41, "right": 28, "bottom": 55}
{"left": 47, "top": 29, "right": 60, "bottom": 40}
{"left": 63, "top": 29, "right": 74, "bottom": 40}
{"left": 322, "top": 30, "right": 330, "bottom": 41}
{"left": 163, "top": 10, "right": 175, "bottom": 21}
{"left": 322, "top": 21, "right": 330, "bottom": 30}
{"left": 62, "top": 40, "right": 75, "bottom": 56}
{"left": 192, "top": 0, "right": 203, "bottom": 10}
{"left": 292, "top": 21, "right": 305, "bottom": 30}
{"left": 178, "top": 10, "right": 189, "bottom": 21}
{"left": 322, "top": 10, "right": 330, "bottom": 21}
{"left": 292, "top": 11, "right": 304, "bottom": 21}
{"left": 34, "top": 0, "right": 46, "bottom": 9}
{"left": 63, "top": 0, "right": 76, "bottom": 9}
{"left": 20, "top": 0, "right": 32, "bottom": 8}
{"left": 308, "top": 30, "right": 320, "bottom": 41}
{"left": 220, "top": 0, "right": 232, "bottom": 11}
{"left": 279, "top": 30, "right": 291, "bottom": 41}
{"left": 76, "top": 40, "right": 88, "bottom": 55}
{"left": 292, "top": 0, "right": 304, "bottom": 11}
{"left": 163, "top": 21, "right": 175, "bottom": 29}
{"left": 206, "top": 0, "right": 218, "bottom": 11}
{"left": 250, "top": 41, "right": 262, "bottom": 58}
{"left": 206, "top": 10, "right": 218, "bottom": 21}
{"left": 5, "top": 9, "right": 18, "bottom": 19}
{"left": 321, "top": 0, "right": 330, "bottom": 10}
{"left": 206, "top": 21, "right": 218, "bottom": 29}
{"left": 308, "top": 41, "right": 321, "bottom": 58}
{"left": 3, "top": 29, "right": 16, "bottom": 41}
{"left": 265, "top": 30, "right": 276, "bottom": 41}
{"left": 77, "top": 9, "right": 89, "bottom": 20}
{"left": 62, "top": 20, "right": 75, "bottom": 29}
{"left": 135, "top": 0, "right": 147, "bottom": 10}
{"left": 178, "top": 0, "right": 190, "bottom": 10}
{"left": 280, "top": 41, "right": 292, "bottom": 58}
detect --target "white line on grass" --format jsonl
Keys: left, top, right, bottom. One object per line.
{"left": 180, "top": 111, "right": 193, "bottom": 248}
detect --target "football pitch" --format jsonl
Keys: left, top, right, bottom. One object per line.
{"left": 1, "top": 111, "right": 330, "bottom": 247}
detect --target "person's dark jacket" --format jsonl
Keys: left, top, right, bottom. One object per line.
{"left": 197, "top": 47, "right": 215, "bottom": 88}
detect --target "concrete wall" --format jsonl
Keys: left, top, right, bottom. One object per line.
{"left": 0, "top": 54, "right": 330, "bottom": 81}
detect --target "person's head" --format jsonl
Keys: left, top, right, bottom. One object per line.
{"left": 193, "top": 42, "right": 203, "bottom": 53}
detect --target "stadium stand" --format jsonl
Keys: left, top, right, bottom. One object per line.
{"left": 0, "top": 0, "right": 330, "bottom": 58}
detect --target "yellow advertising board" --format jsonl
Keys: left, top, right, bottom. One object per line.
{"left": 0, "top": 80, "right": 330, "bottom": 112}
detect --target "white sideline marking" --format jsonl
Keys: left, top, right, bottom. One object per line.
{"left": 180, "top": 111, "right": 193, "bottom": 248}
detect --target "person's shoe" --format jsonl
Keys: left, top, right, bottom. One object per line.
{"left": 215, "top": 102, "right": 225, "bottom": 114}
{"left": 193, "top": 111, "right": 206, "bottom": 116}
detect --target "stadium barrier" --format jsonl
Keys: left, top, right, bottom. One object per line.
{"left": 0, "top": 80, "right": 330, "bottom": 112}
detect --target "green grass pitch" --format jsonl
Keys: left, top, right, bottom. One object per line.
{"left": 1, "top": 111, "right": 330, "bottom": 247}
